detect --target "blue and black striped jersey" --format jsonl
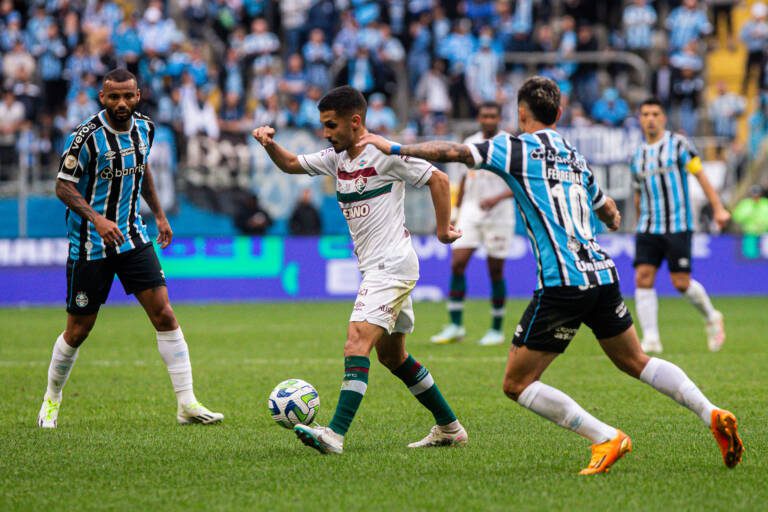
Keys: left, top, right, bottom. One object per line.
{"left": 629, "top": 130, "right": 701, "bottom": 234}
{"left": 57, "top": 110, "right": 154, "bottom": 261}
{"left": 468, "top": 128, "right": 618, "bottom": 289}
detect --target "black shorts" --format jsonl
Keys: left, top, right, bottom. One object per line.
{"left": 66, "top": 242, "right": 166, "bottom": 315}
{"left": 633, "top": 232, "right": 692, "bottom": 273}
{"left": 512, "top": 283, "right": 633, "bottom": 353}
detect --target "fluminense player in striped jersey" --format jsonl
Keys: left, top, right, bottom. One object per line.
{"left": 631, "top": 98, "right": 730, "bottom": 353}
{"left": 37, "top": 69, "right": 222, "bottom": 429}
{"left": 252, "top": 86, "right": 467, "bottom": 454}
{"left": 359, "top": 76, "right": 743, "bottom": 474}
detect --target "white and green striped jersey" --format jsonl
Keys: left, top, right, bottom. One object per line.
{"left": 299, "top": 144, "right": 434, "bottom": 279}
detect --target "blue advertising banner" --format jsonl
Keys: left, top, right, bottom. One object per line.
{"left": 1, "top": 235, "right": 767, "bottom": 307}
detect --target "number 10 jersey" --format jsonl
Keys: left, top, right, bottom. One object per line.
{"left": 468, "top": 128, "right": 618, "bottom": 289}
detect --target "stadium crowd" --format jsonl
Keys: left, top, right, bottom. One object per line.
{"left": 0, "top": 0, "right": 767, "bottom": 216}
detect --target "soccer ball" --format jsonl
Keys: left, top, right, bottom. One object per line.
{"left": 268, "top": 379, "right": 320, "bottom": 429}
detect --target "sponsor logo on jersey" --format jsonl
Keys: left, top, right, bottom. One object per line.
{"left": 531, "top": 147, "right": 586, "bottom": 172}
{"left": 69, "top": 122, "right": 98, "bottom": 151}
{"left": 64, "top": 155, "right": 78, "bottom": 169}
{"left": 100, "top": 163, "right": 146, "bottom": 180}
{"left": 575, "top": 258, "right": 616, "bottom": 272}
{"left": 553, "top": 326, "right": 578, "bottom": 341}
{"left": 138, "top": 143, "right": 147, "bottom": 155}
{"left": 354, "top": 301, "right": 365, "bottom": 311}
{"left": 342, "top": 203, "right": 370, "bottom": 220}
{"left": 104, "top": 150, "right": 117, "bottom": 160}
{"left": 514, "top": 324, "right": 523, "bottom": 339}
{"left": 75, "top": 292, "right": 89, "bottom": 308}
{"left": 615, "top": 302, "right": 628, "bottom": 318}
{"left": 119, "top": 147, "right": 135, "bottom": 157}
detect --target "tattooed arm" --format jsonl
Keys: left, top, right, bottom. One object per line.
{"left": 357, "top": 133, "right": 476, "bottom": 166}
{"left": 56, "top": 179, "right": 125, "bottom": 245}
{"left": 140, "top": 162, "right": 173, "bottom": 248}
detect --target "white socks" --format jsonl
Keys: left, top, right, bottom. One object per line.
{"left": 684, "top": 279, "right": 717, "bottom": 321}
{"left": 635, "top": 288, "right": 659, "bottom": 342}
{"left": 517, "top": 381, "right": 618, "bottom": 444}
{"left": 639, "top": 357, "right": 715, "bottom": 425}
{"left": 156, "top": 327, "right": 196, "bottom": 406}
{"left": 45, "top": 333, "right": 79, "bottom": 401}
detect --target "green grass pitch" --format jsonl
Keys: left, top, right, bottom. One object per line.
{"left": 1, "top": 297, "right": 766, "bottom": 511}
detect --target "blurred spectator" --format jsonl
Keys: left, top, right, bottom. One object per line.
{"left": 243, "top": 17, "right": 279, "bottom": 69}
{"left": 671, "top": 42, "right": 705, "bottom": 136}
{"left": 235, "top": 192, "right": 273, "bottom": 235}
{"left": 652, "top": 54, "right": 674, "bottom": 110}
{"left": 219, "top": 91, "right": 246, "bottom": 137}
{"left": 281, "top": 54, "right": 308, "bottom": 100}
{"left": 112, "top": 14, "right": 142, "bottom": 75}
{"left": 182, "top": 87, "right": 220, "bottom": 140}
{"left": 573, "top": 24, "right": 600, "bottom": 112}
{"left": 61, "top": 10, "right": 81, "bottom": 53}
{"left": 366, "top": 93, "right": 398, "bottom": 134}
{"left": 12, "top": 68, "right": 41, "bottom": 121}
{"left": 303, "top": 29, "right": 333, "bottom": 90}
{"left": 464, "top": 0, "right": 495, "bottom": 29}
{"left": 289, "top": 188, "right": 322, "bottom": 235}
{"left": 343, "top": 46, "right": 376, "bottom": 96}
{"left": 708, "top": 81, "right": 746, "bottom": 144}
{"left": 223, "top": 48, "right": 245, "bottom": 96}
{"left": 36, "top": 23, "right": 67, "bottom": 114}
{"left": 466, "top": 28, "right": 503, "bottom": 107}
{"left": 740, "top": 2, "right": 768, "bottom": 93}
{"left": 665, "top": 0, "right": 712, "bottom": 53}
{"left": 407, "top": 16, "right": 432, "bottom": 91}
{"left": 251, "top": 61, "right": 279, "bottom": 103}
{"left": 0, "top": 11, "right": 23, "bottom": 52}
{"left": 732, "top": 186, "right": 768, "bottom": 235}
{"left": 749, "top": 92, "right": 768, "bottom": 157}
{"left": 415, "top": 59, "right": 452, "bottom": 117}
{"left": 296, "top": 85, "right": 323, "bottom": 130}
{"left": 0, "top": 89, "right": 24, "bottom": 177}
{"left": 439, "top": 19, "right": 476, "bottom": 117}
{"left": 280, "top": 0, "right": 312, "bottom": 56}
{"left": 432, "top": 6, "right": 451, "bottom": 47}
{"left": 253, "top": 95, "right": 288, "bottom": 128}
{"left": 507, "top": 0, "right": 534, "bottom": 51}
{"left": 332, "top": 10, "right": 359, "bottom": 59}
{"left": 139, "top": 2, "right": 179, "bottom": 55}
{"left": 66, "top": 90, "right": 98, "bottom": 130}
{"left": 378, "top": 23, "right": 405, "bottom": 65}
{"left": 3, "top": 40, "right": 36, "bottom": 85}
{"left": 623, "top": 0, "right": 657, "bottom": 53}
{"left": 591, "top": 88, "right": 630, "bottom": 127}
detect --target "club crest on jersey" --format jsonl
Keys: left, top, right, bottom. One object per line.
{"left": 354, "top": 176, "right": 367, "bottom": 194}
{"left": 75, "top": 292, "right": 88, "bottom": 308}
{"left": 567, "top": 237, "right": 581, "bottom": 252}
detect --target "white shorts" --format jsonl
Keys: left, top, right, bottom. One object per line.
{"left": 452, "top": 216, "right": 514, "bottom": 259}
{"left": 349, "top": 273, "right": 416, "bottom": 334}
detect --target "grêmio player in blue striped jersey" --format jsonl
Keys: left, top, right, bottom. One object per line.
{"left": 358, "top": 76, "right": 743, "bottom": 474}
{"left": 631, "top": 98, "right": 729, "bottom": 354}
{"left": 37, "top": 69, "right": 222, "bottom": 429}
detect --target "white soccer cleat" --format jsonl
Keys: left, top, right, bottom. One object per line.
{"left": 706, "top": 311, "right": 726, "bottom": 352}
{"left": 640, "top": 337, "right": 663, "bottom": 354}
{"left": 177, "top": 401, "right": 224, "bottom": 425}
{"left": 477, "top": 329, "right": 505, "bottom": 346}
{"left": 294, "top": 424, "right": 344, "bottom": 454}
{"left": 37, "top": 397, "right": 61, "bottom": 429}
{"left": 430, "top": 324, "right": 466, "bottom": 344}
{"left": 408, "top": 423, "right": 468, "bottom": 448}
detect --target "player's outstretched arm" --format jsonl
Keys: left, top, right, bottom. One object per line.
{"left": 693, "top": 171, "right": 731, "bottom": 229}
{"left": 141, "top": 163, "right": 173, "bottom": 248}
{"left": 596, "top": 196, "right": 622, "bottom": 232}
{"left": 427, "top": 169, "right": 462, "bottom": 244}
{"left": 252, "top": 126, "right": 307, "bottom": 174}
{"left": 55, "top": 179, "right": 125, "bottom": 246}
{"left": 357, "top": 133, "right": 475, "bottom": 166}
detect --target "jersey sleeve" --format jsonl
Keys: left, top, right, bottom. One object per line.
{"left": 629, "top": 152, "right": 643, "bottom": 191}
{"left": 678, "top": 136, "right": 703, "bottom": 175}
{"left": 385, "top": 154, "right": 433, "bottom": 188}
{"left": 57, "top": 129, "right": 92, "bottom": 183}
{"left": 467, "top": 134, "right": 519, "bottom": 179}
{"left": 297, "top": 147, "right": 339, "bottom": 177}
{"left": 585, "top": 167, "right": 607, "bottom": 210}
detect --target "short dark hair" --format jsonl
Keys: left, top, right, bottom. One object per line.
{"left": 478, "top": 101, "right": 501, "bottom": 114}
{"left": 317, "top": 86, "right": 367, "bottom": 120}
{"left": 517, "top": 76, "right": 560, "bottom": 125}
{"left": 103, "top": 68, "right": 137, "bottom": 85}
{"left": 640, "top": 97, "right": 664, "bottom": 110}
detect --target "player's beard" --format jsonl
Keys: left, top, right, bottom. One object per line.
{"left": 107, "top": 105, "right": 134, "bottom": 124}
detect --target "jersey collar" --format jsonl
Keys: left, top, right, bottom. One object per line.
{"left": 98, "top": 110, "right": 135, "bottom": 135}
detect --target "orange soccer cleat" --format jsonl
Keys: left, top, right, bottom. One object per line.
{"left": 579, "top": 430, "right": 633, "bottom": 475}
{"left": 710, "top": 409, "right": 744, "bottom": 468}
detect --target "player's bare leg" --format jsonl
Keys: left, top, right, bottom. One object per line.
{"left": 37, "top": 313, "right": 97, "bottom": 428}
{"left": 670, "top": 272, "right": 725, "bottom": 352}
{"left": 431, "top": 248, "right": 473, "bottom": 344}
{"left": 599, "top": 325, "right": 743, "bottom": 468}
{"left": 136, "top": 286, "right": 223, "bottom": 425}
{"left": 376, "top": 332, "right": 467, "bottom": 447}
{"left": 503, "top": 345, "right": 628, "bottom": 474}
{"left": 478, "top": 256, "right": 506, "bottom": 346}
{"left": 635, "top": 264, "right": 662, "bottom": 353}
